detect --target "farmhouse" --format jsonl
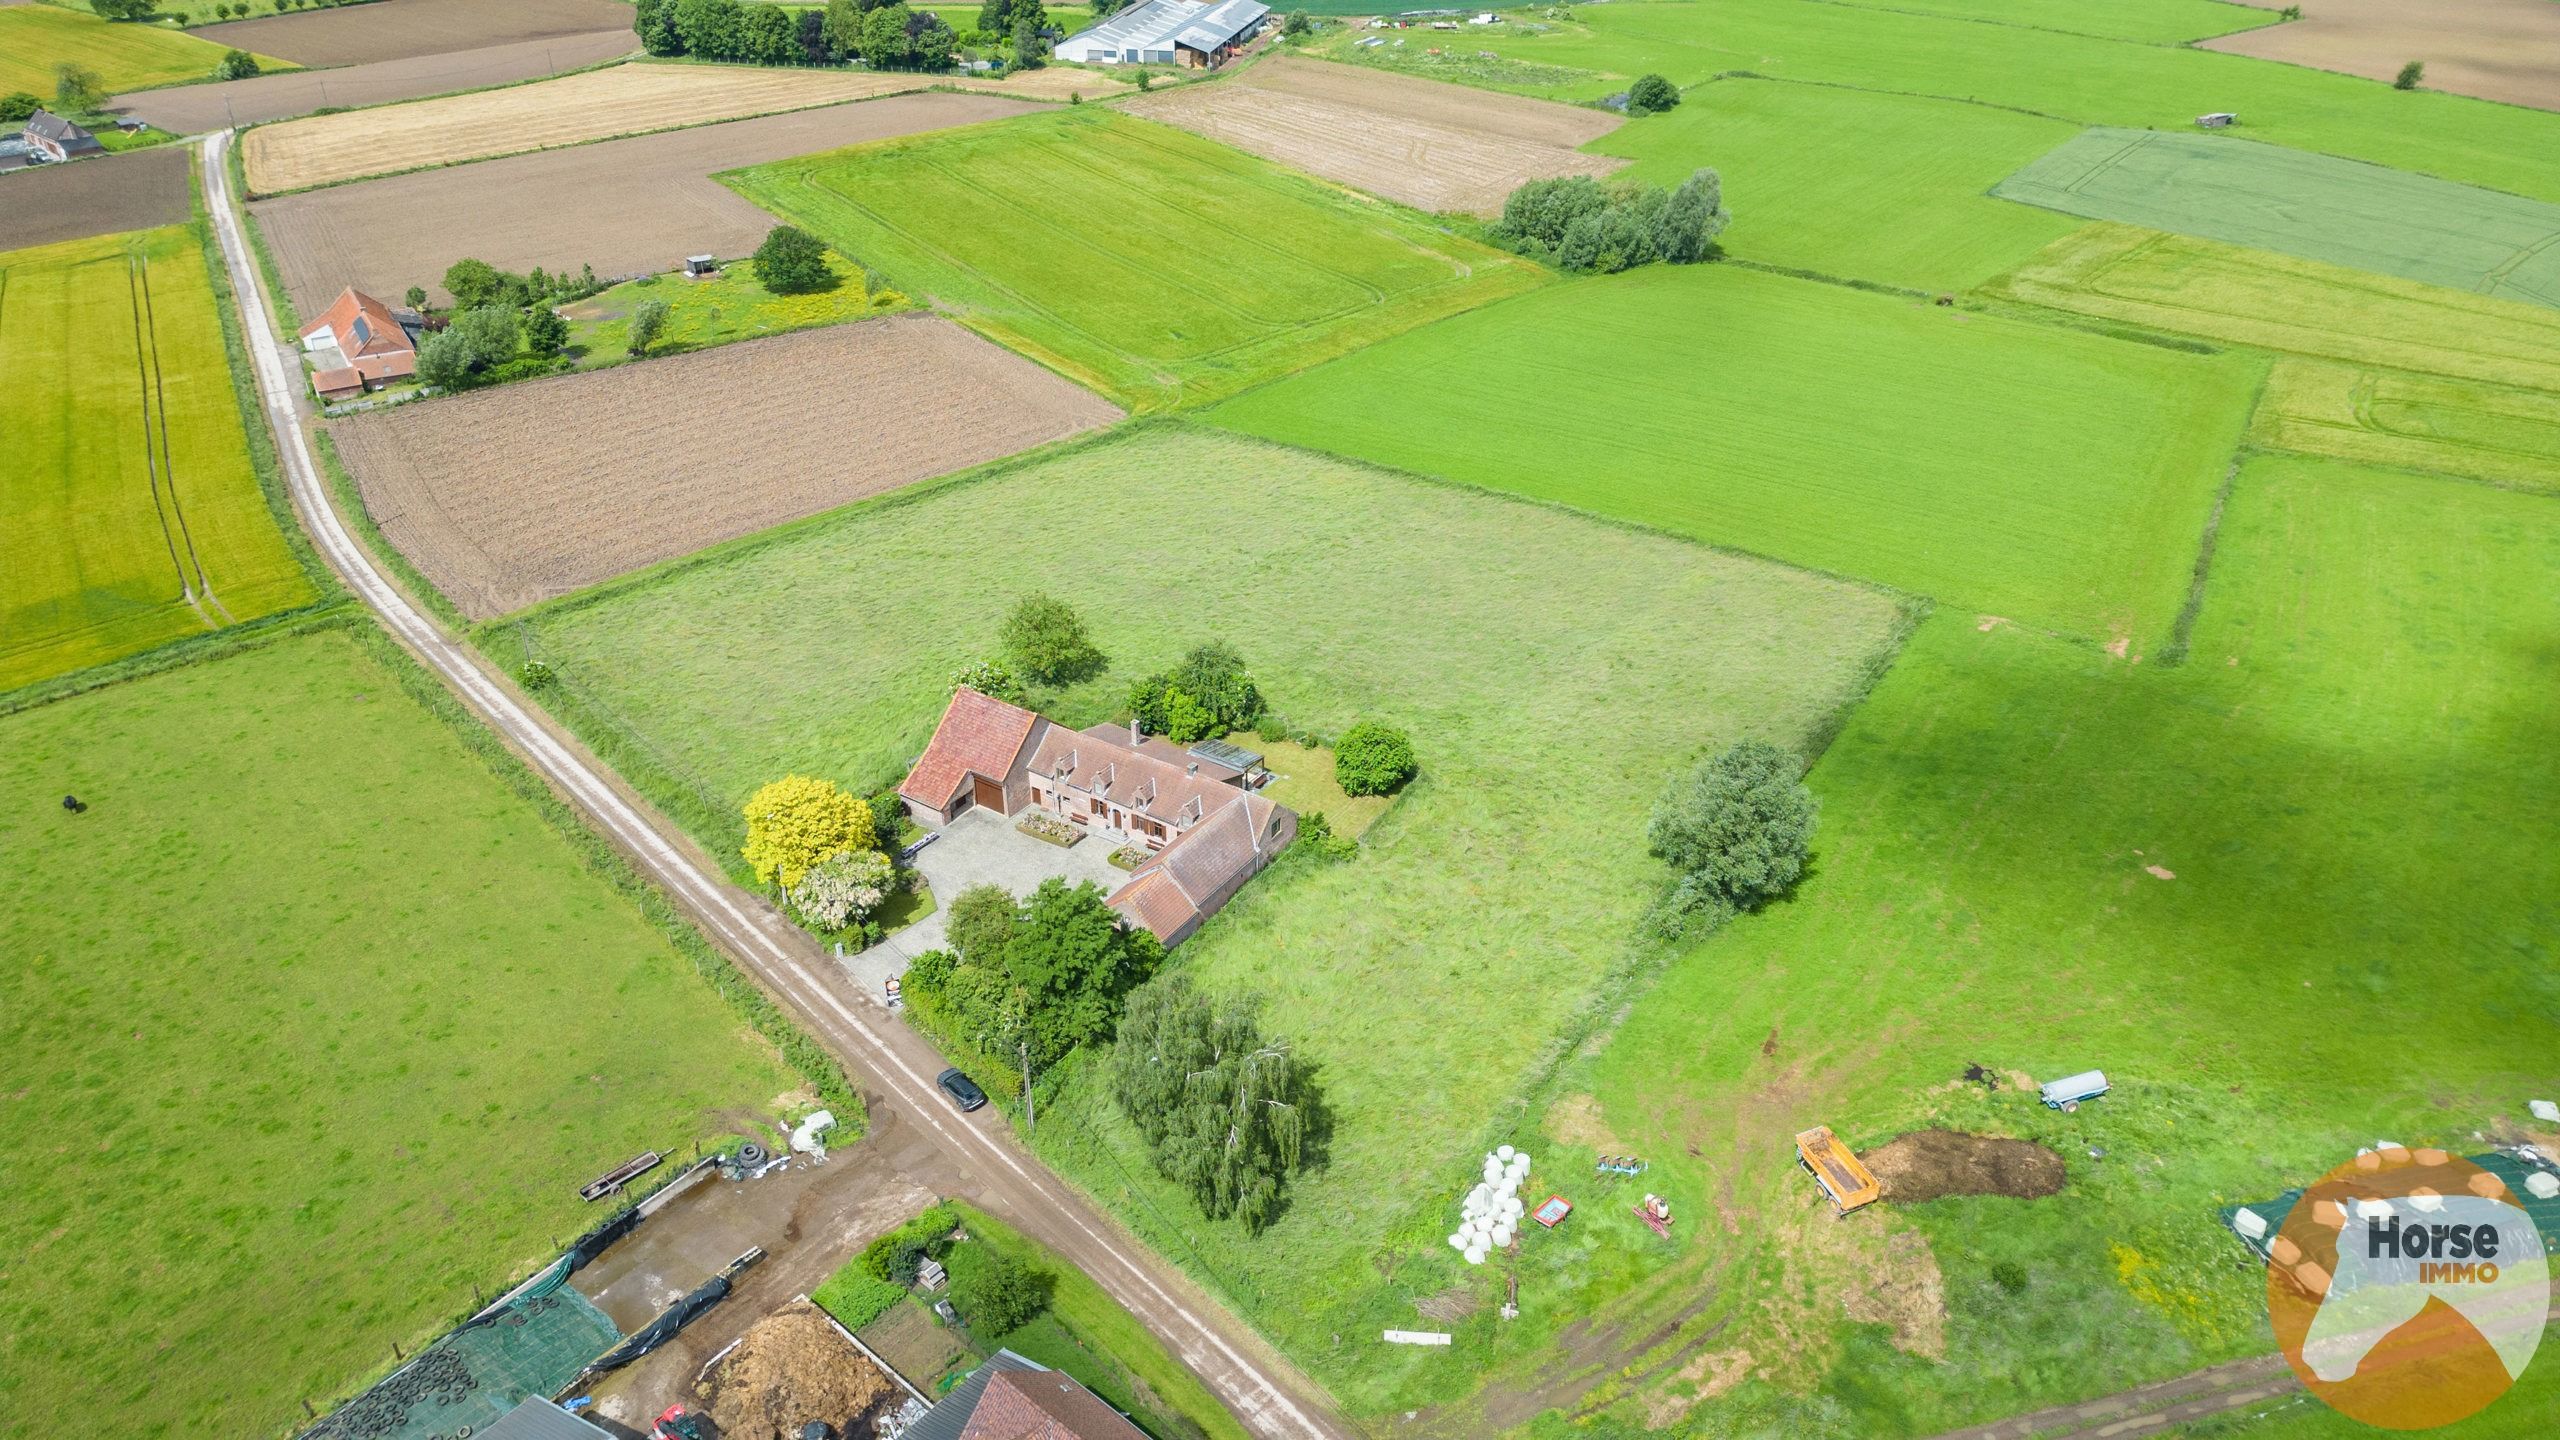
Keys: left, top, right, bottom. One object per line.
{"left": 899, "top": 687, "right": 1295, "bottom": 945}
{"left": 1053, "top": 0, "right": 1269, "bottom": 66}
{"left": 899, "top": 1349, "right": 1148, "bottom": 1440}
{"left": 298, "top": 285, "right": 421, "bottom": 400}
{"left": 22, "top": 111, "right": 103, "bottom": 164}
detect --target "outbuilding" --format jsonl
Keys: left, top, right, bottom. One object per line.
{"left": 1053, "top": 0, "right": 1269, "bottom": 66}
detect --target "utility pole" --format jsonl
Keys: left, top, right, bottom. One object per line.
{"left": 1020, "top": 1042, "right": 1035, "bottom": 1133}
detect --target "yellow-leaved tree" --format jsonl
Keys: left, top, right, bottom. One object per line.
{"left": 741, "top": 775, "right": 873, "bottom": 889}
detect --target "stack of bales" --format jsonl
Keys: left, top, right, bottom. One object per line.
{"left": 1449, "top": 1145, "right": 1532, "bottom": 1266}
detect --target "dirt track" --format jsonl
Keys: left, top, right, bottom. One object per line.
{"left": 329, "top": 315, "right": 1121, "bottom": 619}
{"left": 187, "top": 0, "right": 631, "bottom": 68}
{"left": 2204, "top": 0, "right": 2560, "bottom": 113}
{"left": 0, "top": 148, "right": 191, "bottom": 252}
{"left": 112, "top": 29, "right": 638, "bottom": 132}
{"left": 253, "top": 91, "right": 1036, "bottom": 314}
{"left": 1123, "top": 54, "right": 1624, "bottom": 216}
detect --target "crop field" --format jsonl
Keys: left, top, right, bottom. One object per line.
{"left": 0, "top": 626, "right": 796, "bottom": 1437}
{"left": 489, "top": 426, "right": 1907, "bottom": 1410}
{"left": 115, "top": 29, "right": 642, "bottom": 133}
{"left": 331, "top": 316, "right": 1118, "bottom": 619}
{"left": 1988, "top": 223, "right": 2560, "bottom": 392}
{"left": 0, "top": 4, "right": 285, "bottom": 95}
{"left": 1120, "top": 54, "right": 1624, "bottom": 218}
{"left": 1592, "top": 77, "right": 2081, "bottom": 291}
{"left": 188, "top": 0, "right": 633, "bottom": 68}
{"left": 1995, "top": 128, "right": 2560, "bottom": 307}
{"left": 0, "top": 146, "right": 192, "bottom": 253}
{"left": 252, "top": 91, "right": 1035, "bottom": 314}
{"left": 1808, "top": 0, "right": 2277, "bottom": 44}
{"left": 2202, "top": 0, "right": 2560, "bottom": 113}
{"left": 727, "top": 109, "right": 1549, "bottom": 409}
{"left": 1213, "top": 263, "right": 2263, "bottom": 651}
{"left": 1456, "top": 452, "right": 2560, "bottom": 1434}
{"left": 0, "top": 226, "right": 315, "bottom": 691}
{"left": 1306, "top": 0, "right": 2560, "bottom": 206}
{"left": 2250, "top": 359, "right": 2560, "bottom": 494}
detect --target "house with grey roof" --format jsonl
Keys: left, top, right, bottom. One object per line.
{"left": 1053, "top": 0, "right": 1269, "bottom": 66}
{"left": 23, "top": 110, "right": 103, "bottom": 164}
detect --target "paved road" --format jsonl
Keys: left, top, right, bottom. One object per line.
{"left": 196, "top": 132, "right": 1356, "bottom": 1440}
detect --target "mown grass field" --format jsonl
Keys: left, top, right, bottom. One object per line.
{"left": 1987, "top": 223, "right": 2560, "bottom": 391}
{"left": 0, "top": 5, "right": 286, "bottom": 94}
{"left": 1994, "top": 128, "right": 2560, "bottom": 308}
{"left": 721, "top": 108, "right": 1547, "bottom": 409}
{"left": 488, "top": 426, "right": 1909, "bottom": 1411}
{"left": 1308, "top": 0, "right": 2560, "bottom": 203}
{"left": 2251, "top": 358, "right": 2560, "bottom": 495}
{"left": 0, "top": 626, "right": 796, "bottom": 1438}
{"left": 557, "top": 248, "right": 905, "bottom": 371}
{"left": 1, "top": 225, "right": 316, "bottom": 691}
{"left": 1212, "top": 263, "right": 2263, "bottom": 652}
{"left": 1426, "top": 454, "right": 2560, "bottom": 1435}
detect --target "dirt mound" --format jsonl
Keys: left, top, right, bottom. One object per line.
{"left": 1860, "top": 1129, "right": 2065, "bottom": 1203}
{"left": 699, "top": 1300, "right": 892, "bottom": 1440}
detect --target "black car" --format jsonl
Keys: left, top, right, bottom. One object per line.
{"left": 937, "top": 1067, "right": 987, "bottom": 1112}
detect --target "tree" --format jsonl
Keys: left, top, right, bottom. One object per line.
{"left": 675, "top": 0, "right": 747, "bottom": 57}
{"left": 1159, "top": 687, "right": 1213, "bottom": 744}
{"left": 447, "top": 305, "right": 519, "bottom": 368}
{"left": 860, "top": 2, "right": 917, "bottom": 65}
{"left": 414, "top": 327, "right": 475, "bottom": 388}
{"left": 403, "top": 284, "right": 428, "bottom": 309}
{"left": 53, "top": 64, "right": 104, "bottom": 114}
{"left": 953, "top": 1252, "right": 1049, "bottom": 1334}
{"left": 1625, "top": 73, "right": 1678, "bottom": 114}
{"left": 1000, "top": 592, "right": 1105, "bottom": 685}
{"left": 1011, "top": 16, "right": 1041, "bottom": 66}
{"left": 796, "top": 8, "right": 833, "bottom": 63}
{"left": 1333, "top": 721, "right": 1415, "bottom": 797}
{"left": 1490, "top": 174, "right": 1610, "bottom": 255}
{"left": 627, "top": 296, "right": 672, "bottom": 357}
{"left": 0, "top": 93, "right": 42, "bottom": 125}
{"left": 1003, "top": 877, "right": 1162, "bottom": 1064}
{"left": 824, "top": 0, "right": 870, "bottom": 55}
{"left": 790, "top": 847, "right": 897, "bottom": 929}
{"left": 634, "top": 0, "right": 687, "bottom": 55}
{"left": 736, "top": 2, "right": 797, "bottom": 63}
{"left": 911, "top": 10, "right": 957, "bottom": 69}
{"left": 442, "top": 257, "right": 506, "bottom": 310}
{"left": 741, "top": 775, "right": 874, "bottom": 889}
{"left": 951, "top": 658, "right": 1026, "bottom": 705}
{"left": 521, "top": 304, "right": 570, "bottom": 357}
{"left": 1649, "top": 167, "right": 1728, "bottom": 264}
{"left": 1112, "top": 973, "right": 1318, "bottom": 1233}
{"left": 2394, "top": 59, "right": 2424, "bottom": 90}
{"left": 1128, "top": 643, "right": 1258, "bottom": 738}
{"left": 90, "top": 0, "right": 156, "bottom": 20}
{"left": 943, "top": 883, "right": 1022, "bottom": 964}
{"left": 1644, "top": 740, "right": 1816, "bottom": 938}
{"left": 1282, "top": 9, "right": 1311, "bottom": 37}
{"left": 214, "top": 49, "right": 262, "bottom": 80}
{"left": 752, "top": 224, "right": 834, "bottom": 294}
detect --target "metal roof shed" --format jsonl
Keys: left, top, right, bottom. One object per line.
{"left": 478, "top": 1398, "right": 614, "bottom": 1440}
{"left": 1187, "top": 738, "right": 1263, "bottom": 774}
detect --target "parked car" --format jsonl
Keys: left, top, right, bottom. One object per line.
{"left": 938, "top": 1067, "right": 988, "bottom": 1112}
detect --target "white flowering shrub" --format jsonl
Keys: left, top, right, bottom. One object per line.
{"left": 790, "top": 848, "right": 897, "bottom": 930}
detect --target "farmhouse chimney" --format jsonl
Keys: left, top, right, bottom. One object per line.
{"left": 1131, "top": 718, "right": 1141, "bottom": 744}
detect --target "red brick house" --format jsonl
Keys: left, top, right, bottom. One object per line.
{"left": 898, "top": 688, "right": 1295, "bottom": 945}
{"left": 298, "top": 286, "right": 420, "bottom": 398}
{"left": 903, "top": 1350, "right": 1148, "bottom": 1440}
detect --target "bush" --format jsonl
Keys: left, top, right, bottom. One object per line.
{"left": 2394, "top": 59, "right": 2424, "bottom": 90}
{"left": 752, "top": 224, "right": 834, "bottom": 295}
{"left": 521, "top": 305, "right": 570, "bottom": 358}
{"left": 741, "top": 774, "right": 874, "bottom": 889}
{"left": 627, "top": 297, "right": 672, "bottom": 358}
{"left": 857, "top": 1201, "right": 961, "bottom": 1282}
{"left": 999, "top": 592, "right": 1106, "bottom": 685}
{"left": 1491, "top": 169, "right": 1726, "bottom": 274}
{"left": 517, "top": 659, "right": 557, "bottom": 690}
{"left": 214, "top": 49, "right": 262, "bottom": 81}
{"left": 1626, "top": 73, "right": 1678, "bottom": 114}
{"left": 812, "top": 1266, "right": 908, "bottom": 1330}
{"left": 1127, "top": 643, "right": 1260, "bottom": 738}
{"left": 1160, "top": 685, "right": 1214, "bottom": 744}
{"left": 1332, "top": 721, "right": 1416, "bottom": 797}
{"left": 951, "top": 658, "right": 1026, "bottom": 705}
{"left": 951, "top": 1250, "right": 1050, "bottom": 1334}
{"left": 0, "top": 93, "right": 40, "bottom": 126}
{"left": 1295, "top": 810, "right": 1355, "bottom": 863}
{"left": 789, "top": 847, "right": 896, "bottom": 930}
{"left": 1643, "top": 739, "right": 1816, "bottom": 940}
{"left": 1991, "top": 1260, "right": 2030, "bottom": 1294}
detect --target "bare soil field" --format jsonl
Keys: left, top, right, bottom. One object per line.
{"left": 254, "top": 91, "right": 1037, "bottom": 314}
{"left": 329, "top": 315, "right": 1121, "bottom": 618}
{"left": 188, "top": 0, "right": 632, "bottom": 68}
{"left": 2204, "top": 0, "right": 2560, "bottom": 112}
{"left": 112, "top": 29, "right": 637, "bottom": 133}
{"left": 1122, "top": 53, "right": 1624, "bottom": 215}
{"left": 244, "top": 58, "right": 1128, "bottom": 193}
{"left": 0, "top": 146, "right": 190, "bottom": 251}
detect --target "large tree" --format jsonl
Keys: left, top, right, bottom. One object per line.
{"left": 1000, "top": 592, "right": 1105, "bottom": 685}
{"left": 752, "top": 225, "right": 834, "bottom": 295}
{"left": 741, "top": 774, "right": 874, "bottom": 889}
{"left": 1128, "top": 642, "right": 1259, "bottom": 738}
{"left": 1644, "top": 739, "right": 1815, "bottom": 937}
{"left": 859, "top": 2, "right": 917, "bottom": 66}
{"left": 1004, "top": 878, "right": 1160, "bottom": 1065}
{"left": 1112, "top": 974, "right": 1317, "bottom": 1233}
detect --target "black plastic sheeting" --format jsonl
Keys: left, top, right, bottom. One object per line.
{"left": 580, "top": 1274, "right": 731, "bottom": 1377}
{"left": 563, "top": 1205, "right": 643, "bottom": 1273}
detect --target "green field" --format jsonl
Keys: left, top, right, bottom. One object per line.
{"left": 0, "top": 626, "right": 797, "bottom": 1436}
{"left": 1212, "top": 263, "right": 2263, "bottom": 651}
{"left": 1988, "top": 223, "right": 2560, "bottom": 391}
{"left": 558, "top": 247, "right": 905, "bottom": 370}
{"left": 1995, "top": 127, "right": 2560, "bottom": 307}
{"left": 1806, "top": 0, "right": 2278, "bottom": 44}
{"left": 1590, "top": 77, "right": 2082, "bottom": 291}
{"left": 1431, "top": 453, "right": 2560, "bottom": 1435}
{"left": 721, "top": 108, "right": 1546, "bottom": 409}
{"left": 2251, "top": 358, "right": 2560, "bottom": 495}
{"left": 1, "top": 225, "right": 317, "bottom": 691}
{"left": 1308, "top": 0, "right": 2560, "bottom": 204}
{"left": 0, "top": 5, "right": 286, "bottom": 94}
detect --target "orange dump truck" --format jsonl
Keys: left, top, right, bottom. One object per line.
{"left": 1795, "top": 1126, "right": 1881, "bottom": 1214}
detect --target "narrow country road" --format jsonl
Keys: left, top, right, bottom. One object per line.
{"left": 196, "top": 133, "right": 1357, "bottom": 1440}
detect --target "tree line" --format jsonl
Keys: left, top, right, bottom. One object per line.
{"left": 635, "top": 0, "right": 1060, "bottom": 72}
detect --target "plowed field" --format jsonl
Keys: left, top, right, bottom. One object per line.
{"left": 114, "top": 29, "right": 640, "bottom": 132}
{"left": 1123, "top": 54, "right": 1623, "bottom": 216}
{"left": 2203, "top": 0, "right": 2560, "bottom": 113}
{"left": 329, "top": 316, "right": 1120, "bottom": 618}
{"left": 188, "top": 0, "right": 631, "bottom": 68}
{"left": 0, "top": 147, "right": 191, "bottom": 253}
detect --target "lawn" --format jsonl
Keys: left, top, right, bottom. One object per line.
{"left": 0, "top": 626, "right": 800, "bottom": 1438}
{"left": 2250, "top": 358, "right": 2560, "bottom": 496}
{"left": 1994, "top": 127, "right": 2560, "bottom": 308}
{"left": 1252, "top": 738, "right": 1392, "bottom": 840}
{"left": 721, "top": 108, "right": 1548, "bottom": 410}
{"left": 1986, "top": 222, "right": 2560, "bottom": 392}
{"left": 1, "top": 225, "right": 318, "bottom": 692}
{"left": 0, "top": 5, "right": 286, "bottom": 94}
{"left": 1590, "top": 76, "right": 2083, "bottom": 292}
{"left": 1211, "top": 262, "right": 2264, "bottom": 653}
{"left": 1419, "top": 453, "right": 2560, "bottom": 1435}
{"left": 487, "top": 425, "right": 1910, "bottom": 1411}
{"left": 558, "top": 249, "right": 906, "bottom": 370}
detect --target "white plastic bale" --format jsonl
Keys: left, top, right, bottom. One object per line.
{"left": 1450, "top": 1234, "right": 1467, "bottom": 1250}
{"left": 1465, "top": 1247, "right": 1487, "bottom": 1266}
{"left": 1497, "top": 1145, "right": 1516, "bottom": 1162}
{"left": 1492, "top": 1226, "right": 1514, "bottom": 1247}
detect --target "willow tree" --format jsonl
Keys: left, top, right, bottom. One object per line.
{"left": 1111, "top": 974, "right": 1316, "bottom": 1234}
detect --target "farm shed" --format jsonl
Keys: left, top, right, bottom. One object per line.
{"left": 477, "top": 1398, "right": 613, "bottom": 1440}
{"left": 1054, "top": 0, "right": 1269, "bottom": 66}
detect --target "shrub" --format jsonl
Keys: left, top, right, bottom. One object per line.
{"left": 1991, "top": 1260, "right": 2030, "bottom": 1294}
{"left": 0, "top": 93, "right": 40, "bottom": 126}
{"left": 741, "top": 775, "right": 873, "bottom": 889}
{"left": 790, "top": 847, "right": 896, "bottom": 930}
{"left": 2394, "top": 60, "right": 2424, "bottom": 90}
{"left": 1000, "top": 592, "right": 1106, "bottom": 685}
{"left": 1160, "top": 685, "right": 1214, "bottom": 744}
{"left": 812, "top": 1267, "right": 907, "bottom": 1329}
{"left": 1332, "top": 721, "right": 1416, "bottom": 797}
{"left": 1643, "top": 739, "right": 1816, "bottom": 939}
{"left": 521, "top": 305, "right": 570, "bottom": 358}
{"left": 952, "top": 1250, "right": 1050, "bottom": 1334}
{"left": 753, "top": 224, "right": 835, "bottom": 295}
{"left": 626, "top": 297, "right": 672, "bottom": 358}
{"left": 857, "top": 1201, "right": 961, "bottom": 1282}
{"left": 517, "top": 659, "right": 557, "bottom": 690}
{"left": 1295, "top": 810, "right": 1355, "bottom": 863}
{"left": 214, "top": 49, "right": 262, "bottom": 81}
{"left": 951, "top": 658, "right": 1026, "bottom": 705}
{"left": 1626, "top": 73, "right": 1678, "bottom": 114}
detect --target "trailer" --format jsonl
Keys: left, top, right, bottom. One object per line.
{"left": 2039, "top": 1070, "right": 2109, "bottom": 1110}
{"left": 1795, "top": 1126, "right": 1881, "bottom": 1214}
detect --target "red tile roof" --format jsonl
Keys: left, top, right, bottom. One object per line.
{"left": 299, "top": 286, "right": 415, "bottom": 360}
{"left": 312, "top": 365, "right": 364, "bottom": 398}
{"left": 899, "top": 687, "right": 1043, "bottom": 811}
{"left": 957, "top": 1368, "right": 1148, "bottom": 1440}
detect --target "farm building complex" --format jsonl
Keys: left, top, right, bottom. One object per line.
{"left": 899, "top": 687, "right": 1296, "bottom": 945}
{"left": 298, "top": 285, "right": 421, "bottom": 400}
{"left": 1053, "top": 0, "right": 1269, "bottom": 66}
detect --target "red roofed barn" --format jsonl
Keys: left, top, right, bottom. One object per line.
{"left": 298, "top": 286, "right": 421, "bottom": 401}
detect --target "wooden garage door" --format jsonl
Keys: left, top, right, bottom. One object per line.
{"left": 972, "top": 776, "right": 1003, "bottom": 811}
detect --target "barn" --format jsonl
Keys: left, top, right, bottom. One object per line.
{"left": 1053, "top": 0, "right": 1270, "bottom": 67}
